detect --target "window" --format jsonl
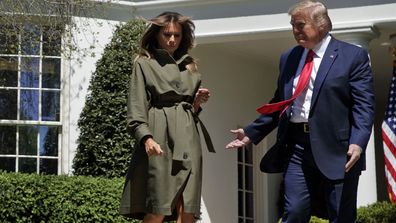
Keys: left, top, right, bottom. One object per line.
{"left": 0, "top": 23, "right": 62, "bottom": 174}
{"left": 238, "top": 143, "right": 254, "bottom": 223}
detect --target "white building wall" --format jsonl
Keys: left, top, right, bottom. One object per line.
{"left": 67, "top": 17, "right": 118, "bottom": 172}
{"left": 192, "top": 44, "right": 279, "bottom": 222}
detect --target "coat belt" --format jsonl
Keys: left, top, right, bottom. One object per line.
{"left": 153, "top": 101, "right": 215, "bottom": 161}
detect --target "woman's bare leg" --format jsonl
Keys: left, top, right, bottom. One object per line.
{"left": 176, "top": 196, "right": 196, "bottom": 223}
{"left": 176, "top": 197, "right": 184, "bottom": 223}
{"left": 182, "top": 213, "right": 195, "bottom": 223}
{"left": 143, "top": 213, "right": 165, "bottom": 223}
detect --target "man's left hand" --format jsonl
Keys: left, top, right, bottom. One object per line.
{"left": 345, "top": 144, "right": 363, "bottom": 172}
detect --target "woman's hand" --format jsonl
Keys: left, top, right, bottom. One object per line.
{"left": 144, "top": 137, "right": 163, "bottom": 156}
{"left": 193, "top": 88, "right": 210, "bottom": 112}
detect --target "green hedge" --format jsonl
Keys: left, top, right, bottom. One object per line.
{"left": 1, "top": 172, "right": 396, "bottom": 222}
{"left": 305, "top": 201, "right": 396, "bottom": 223}
{"left": 0, "top": 172, "right": 136, "bottom": 223}
{"left": 72, "top": 19, "right": 145, "bottom": 178}
{"left": 306, "top": 201, "right": 396, "bottom": 223}
{"left": 357, "top": 201, "right": 396, "bottom": 223}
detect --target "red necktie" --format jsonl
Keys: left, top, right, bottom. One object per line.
{"left": 256, "top": 50, "right": 315, "bottom": 115}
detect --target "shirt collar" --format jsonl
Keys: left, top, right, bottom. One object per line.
{"left": 309, "top": 33, "right": 331, "bottom": 58}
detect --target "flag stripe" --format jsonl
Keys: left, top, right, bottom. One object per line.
{"left": 383, "top": 124, "right": 396, "bottom": 202}
{"left": 384, "top": 154, "right": 396, "bottom": 187}
{"left": 382, "top": 60, "right": 396, "bottom": 203}
{"left": 382, "top": 124, "right": 396, "bottom": 161}
{"left": 384, "top": 157, "right": 396, "bottom": 202}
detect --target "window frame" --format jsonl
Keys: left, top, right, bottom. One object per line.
{"left": 238, "top": 143, "right": 255, "bottom": 223}
{"left": 0, "top": 21, "right": 66, "bottom": 175}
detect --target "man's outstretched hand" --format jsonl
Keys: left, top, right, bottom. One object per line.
{"left": 226, "top": 128, "right": 251, "bottom": 149}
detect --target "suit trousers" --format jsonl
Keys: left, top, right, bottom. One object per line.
{"left": 282, "top": 125, "right": 360, "bottom": 223}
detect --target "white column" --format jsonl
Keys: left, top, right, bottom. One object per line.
{"left": 332, "top": 26, "right": 379, "bottom": 207}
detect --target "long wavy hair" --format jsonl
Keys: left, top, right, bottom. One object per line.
{"left": 139, "top": 11, "right": 195, "bottom": 61}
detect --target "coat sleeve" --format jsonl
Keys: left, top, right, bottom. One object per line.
{"left": 126, "top": 59, "right": 152, "bottom": 145}
{"left": 349, "top": 48, "right": 375, "bottom": 150}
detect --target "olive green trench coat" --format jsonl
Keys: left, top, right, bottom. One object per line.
{"left": 119, "top": 49, "right": 214, "bottom": 220}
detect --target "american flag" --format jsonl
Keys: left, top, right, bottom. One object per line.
{"left": 382, "top": 59, "right": 396, "bottom": 203}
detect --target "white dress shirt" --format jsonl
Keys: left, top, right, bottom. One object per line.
{"left": 290, "top": 34, "right": 332, "bottom": 123}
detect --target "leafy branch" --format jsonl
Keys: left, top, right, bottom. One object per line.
{"left": 0, "top": 0, "right": 111, "bottom": 61}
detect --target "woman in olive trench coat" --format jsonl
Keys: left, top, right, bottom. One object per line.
{"left": 119, "top": 12, "right": 215, "bottom": 223}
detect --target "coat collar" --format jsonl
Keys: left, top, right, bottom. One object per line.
{"left": 153, "top": 48, "right": 190, "bottom": 67}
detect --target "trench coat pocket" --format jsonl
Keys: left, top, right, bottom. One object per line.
{"left": 260, "top": 143, "right": 290, "bottom": 173}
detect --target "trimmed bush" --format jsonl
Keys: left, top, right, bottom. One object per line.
{"left": 301, "top": 202, "right": 396, "bottom": 223}
{"left": 309, "top": 216, "right": 327, "bottom": 223}
{"left": 1, "top": 172, "right": 396, "bottom": 222}
{"left": 0, "top": 172, "right": 136, "bottom": 223}
{"left": 72, "top": 19, "right": 146, "bottom": 178}
{"left": 357, "top": 201, "right": 396, "bottom": 223}
{"left": 275, "top": 201, "right": 396, "bottom": 223}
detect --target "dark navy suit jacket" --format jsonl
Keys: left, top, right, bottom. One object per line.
{"left": 244, "top": 37, "right": 375, "bottom": 180}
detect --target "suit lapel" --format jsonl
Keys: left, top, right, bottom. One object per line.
{"left": 283, "top": 46, "right": 304, "bottom": 100}
{"left": 309, "top": 38, "right": 339, "bottom": 113}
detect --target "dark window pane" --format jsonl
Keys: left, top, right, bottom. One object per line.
{"left": 0, "top": 89, "right": 17, "bottom": 120}
{"left": 244, "top": 144, "right": 252, "bottom": 164}
{"left": 20, "top": 57, "right": 40, "bottom": 88}
{"left": 19, "top": 126, "right": 38, "bottom": 155}
{"left": 19, "top": 158, "right": 36, "bottom": 173}
{"left": 238, "top": 191, "right": 243, "bottom": 217}
{"left": 42, "top": 91, "right": 60, "bottom": 121}
{"left": 21, "top": 24, "right": 40, "bottom": 55}
{"left": 40, "top": 158, "right": 57, "bottom": 175}
{"left": 0, "top": 56, "right": 18, "bottom": 87}
{"left": 0, "top": 157, "right": 15, "bottom": 172}
{"left": 42, "top": 58, "right": 60, "bottom": 89}
{"left": 238, "top": 164, "right": 243, "bottom": 189}
{"left": 20, "top": 89, "right": 39, "bottom": 120}
{"left": 40, "top": 126, "right": 58, "bottom": 156}
{"left": 43, "top": 26, "right": 61, "bottom": 56}
{"left": 245, "top": 192, "right": 254, "bottom": 218}
{"left": 238, "top": 146, "right": 243, "bottom": 162}
{"left": 245, "top": 165, "right": 253, "bottom": 191}
{"left": 0, "top": 25, "right": 18, "bottom": 54}
{"left": 0, "top": 126, "right": 16, "bottom": 154}
{"left": 238, "top": 218, "right": 244, "bottom": 223}
{"left": 246, "top": 219, "right": 254, "bottom": 223}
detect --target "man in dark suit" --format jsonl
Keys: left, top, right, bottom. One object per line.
{"left": 226, "top": 1, "right": 375, "bottom": 222}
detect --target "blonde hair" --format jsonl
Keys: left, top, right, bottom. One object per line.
{"left": 288, "top": 0, "right": 332, "bottom": 34}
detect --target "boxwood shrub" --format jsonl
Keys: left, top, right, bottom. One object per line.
{"left": 2, "top": 172, "right": 396, "bottom": 222}
{"left": 305, "top": 201, "right": 396, "bottom": 223}
{"left": 0, "top": 172, "right": 136, "bottom": 223}
{"left": 356, "top": 201, "right": 396, "bottom": 223}
{"left": 72, "top": 19, "right": 146, "bottom": 178}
